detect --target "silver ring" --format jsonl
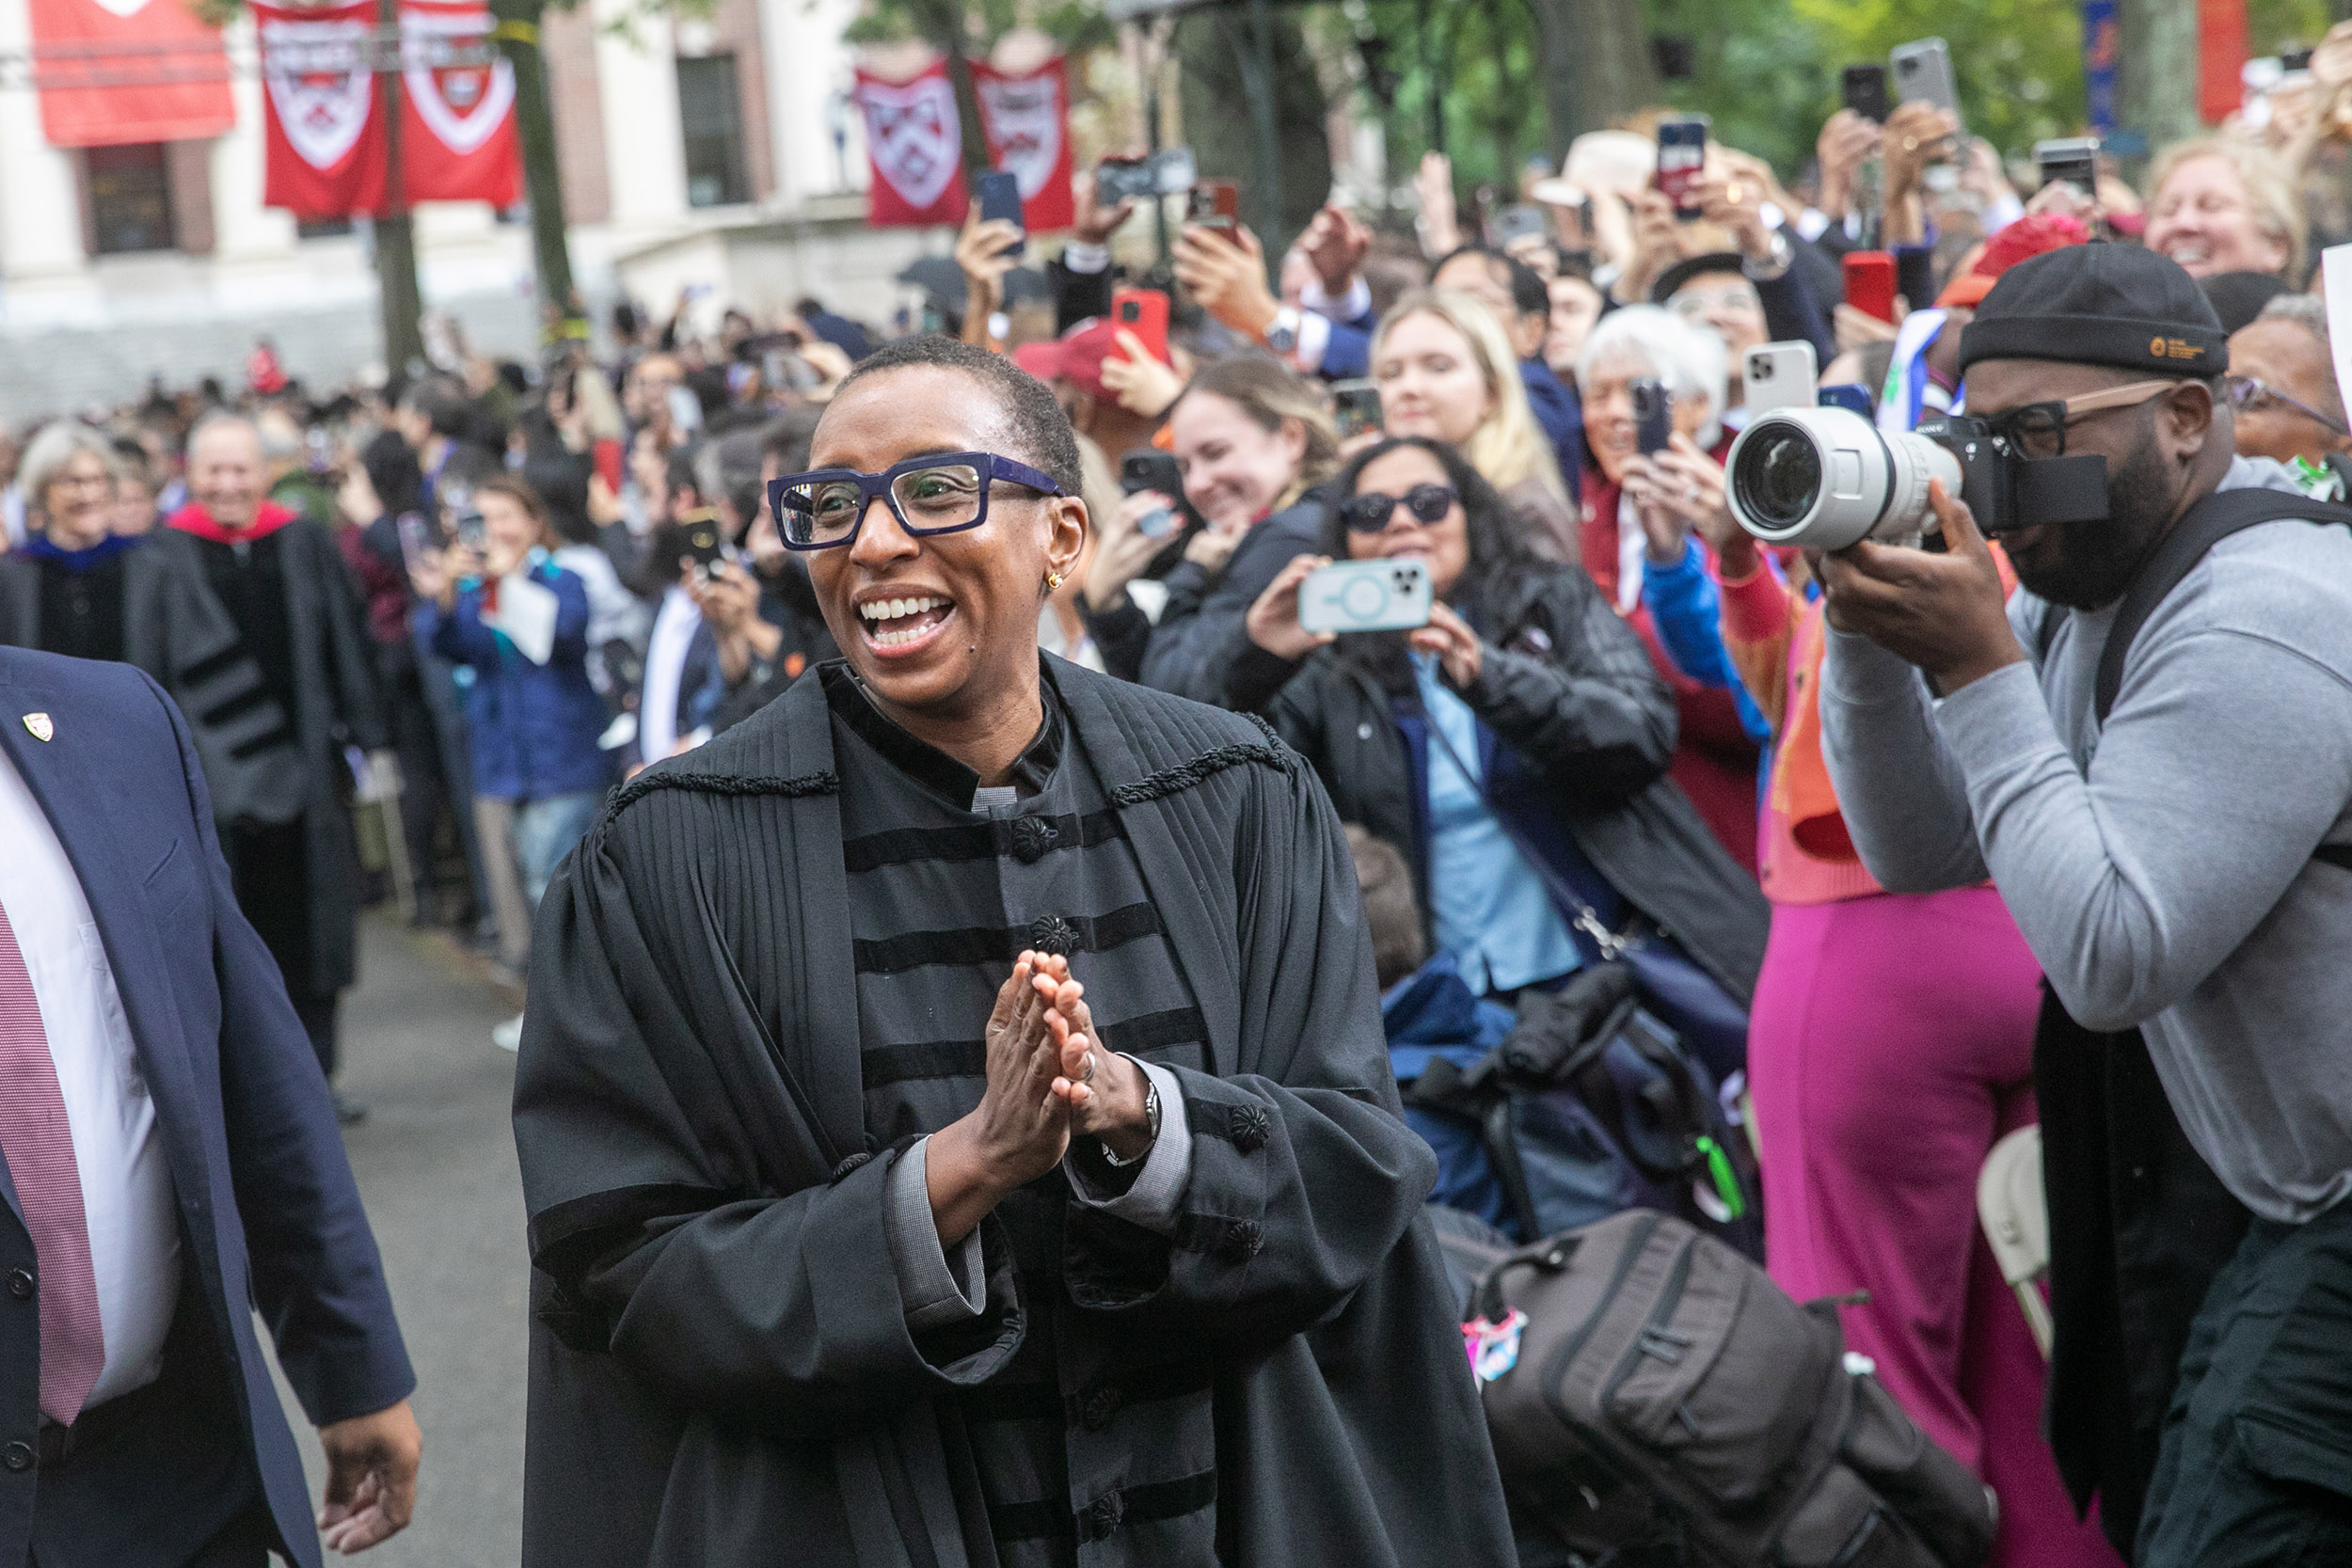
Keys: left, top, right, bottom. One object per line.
{"left": 1080, "top": 1050, "right": 1096, "bottom": 1084}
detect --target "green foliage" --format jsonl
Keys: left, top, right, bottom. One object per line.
{"left": 1349, "top": 0, "right": 1550, "bottom": 196}
{"left": 1783, "top": 0, "right": 2086, "bottom": 159}
{"left": 844, "top": 0, "right": 1110, "bottom": 55}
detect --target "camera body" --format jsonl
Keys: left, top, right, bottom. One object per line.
{"left": 1297, "top": 559, "right": 1434, "bottom": 636}
{"left": 1725, "top": 406, "right": 2113, "bottom": 549}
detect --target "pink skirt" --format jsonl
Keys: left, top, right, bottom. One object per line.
{"left": 1747, "top": 885, "right": 2121, "bottom": 1568}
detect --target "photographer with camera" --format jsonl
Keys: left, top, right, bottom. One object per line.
{"left": 1803, "top": 244, "right": 2352, "bottom": 1565}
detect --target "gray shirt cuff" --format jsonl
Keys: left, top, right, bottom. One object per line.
{"left": 1063, "top": 1058, "right": 1192, "bottom": 1235}
{"left": 882, "top": 1137, "right": 988, "bottom": 1329}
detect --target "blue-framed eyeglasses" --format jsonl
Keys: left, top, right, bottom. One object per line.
{"left": 766, "top": 451, "right": 1067, "bottom": 551}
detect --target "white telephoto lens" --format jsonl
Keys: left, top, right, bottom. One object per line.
{"left": 1725, "top": 406, "right": 1963, "bottom": 549}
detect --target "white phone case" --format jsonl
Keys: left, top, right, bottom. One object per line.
{"left": 1297, "top": 560, "right": 1434, "bottom": 636}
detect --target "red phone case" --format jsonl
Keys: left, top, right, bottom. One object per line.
{"left": 1843, "top": 250, "right": 1899, "bottom": 324}
{"left": 1110, "top": 288, "right": 1171, "bottom": 366}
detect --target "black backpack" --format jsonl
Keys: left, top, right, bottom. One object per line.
{"left": 1406, "top": 963, "right": 1763, "bottom": 1258}
{"left": 1465, "top": 1210, "right": 1997, "bottom": 1568}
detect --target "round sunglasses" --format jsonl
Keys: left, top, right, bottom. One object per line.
{"left": 1341, "top": 483, "right": 1459, "bottom": 533}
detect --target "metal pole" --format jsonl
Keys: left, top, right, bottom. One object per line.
{"left": 1144, "top": 24, "right": 1169, "bottom": 269}
{"left": 1237, "top": 0, "right": 1283, "bottom": 273}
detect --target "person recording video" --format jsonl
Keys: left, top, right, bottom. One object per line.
{"left": 1807, "top": 243, "right": 2352, "bottom": 1566}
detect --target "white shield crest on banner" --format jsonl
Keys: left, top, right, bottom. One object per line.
{"left": 859, "top": 74, "right": 960, "bottom": 212}
{"left": 977, "top": 72, "right": 1059, "bottom": 199}
{"left": 85, "top": 0, "right": 152, "bottom": 21}
{"left": 402, "top": 8, "right": 515, "bottom": 155}
{"left": 262, "top": 17, "right": 374, "bottom": 171}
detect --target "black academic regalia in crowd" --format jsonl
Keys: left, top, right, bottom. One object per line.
{"left": 0, "top": 530, "right": 304, "bottom": 825}
{"left": 512, "top": 656, "right": 1516, "bottom": 1568}
{"left": 179, "top": 508, "right": 386, "bottom": 1073}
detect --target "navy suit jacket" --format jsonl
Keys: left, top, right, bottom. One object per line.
{"left": 0, "top": 647, "right": 412, "bottom": 1568}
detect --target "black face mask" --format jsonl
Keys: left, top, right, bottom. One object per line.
{"left": 2009, "top": 413, "right": 2176, "bottom": 611}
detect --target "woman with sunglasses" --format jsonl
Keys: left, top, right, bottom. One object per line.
{"left": 1243, "top": 435, "right": 1766, "bottom": 1027}
{"left": 512, "top": 338, "right": 1515, "bottom": 1568}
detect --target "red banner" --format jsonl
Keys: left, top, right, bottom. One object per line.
{"left": 398, "top": 0, "right": 519, "bottom": 206}
{"left": 255, "top": 0, "right": 385, "bottom": 219}
{"left": 30, "top": 0, "right": 234, "bottom": 149}
{"left": 974, "top": 57, "right": 1073, "bottom": 233}
{"left": 2199, "top": 0, "right": 2249, "bottom": 125}
{"left": 854, "top": 61, "right": 965, "bottom": 228}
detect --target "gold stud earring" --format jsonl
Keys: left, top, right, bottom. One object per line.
{"left": 1044, "top": 569, "right": 1065, "bottom": 592}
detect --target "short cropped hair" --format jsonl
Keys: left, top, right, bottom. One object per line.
{"left": 2253, "top": 293, "right": 2344, "bottom": 423}
{"left": 831, "top": 334, "right": 1083, "bottom": 497}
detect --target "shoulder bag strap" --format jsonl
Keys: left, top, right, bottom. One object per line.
{"left": 2090, "top": 487, "right": 2352, "bottom": 875}
{"left": 2093, "top": 488, "right": 2352, "bottom": 724}
{"left": 1417, "top": 692, "right": 1632, "bottom": 961}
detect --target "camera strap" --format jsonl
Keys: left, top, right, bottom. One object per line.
{"left": 2035, "top": 484, "right": 2352, "bottom": 871}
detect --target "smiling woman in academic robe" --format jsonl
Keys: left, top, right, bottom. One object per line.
{"left": 510, "top": 335, "right": 1516, "bottom": 1568}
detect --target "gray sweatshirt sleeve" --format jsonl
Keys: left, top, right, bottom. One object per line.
{"left": 882, "top": 1137, "right": 988, "bottom": 1329}
{"left": 1816, "top": 626, "right": 1991, "bottom": 892}
{"left": 1933, "top": 627, "right": 2352, "bottom": 1031}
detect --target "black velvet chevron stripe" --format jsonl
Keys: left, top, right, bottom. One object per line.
{"left": 986, "top": 1468, "right": 1217, "bottom": 1544}
{"left": 1110, "top": 717, "right": 1294, "bottom": 806}
{"left": 609, "top": 768, "right": 840, "bottom": 817}
{"left": 860, "top": 1006, "right": 1207, "bottom": 1088}
{"left": 177, "top": 643, "right": 248, "bottom": 688}
{"left": 851, "top": 902, "right": 1162, "bottom": 974}
{"left": 841, "top": 805, "right": 1126, "bottom": 873}
{"left": 956, "top": 1379, "right": 1063, "bottom": 1425}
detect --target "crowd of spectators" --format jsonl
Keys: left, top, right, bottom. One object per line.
{"left": 8, "top": 33, "right": 2352, "bottom": 1561}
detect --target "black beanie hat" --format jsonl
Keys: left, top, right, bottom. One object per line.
{"left": 1957, "top": 244, "right": 2227, "bottom": 378}
{"left": 2200, "top": 269, "right": 2291, "bottom": 336}
{"left": 1651, "top": 252, "right": 1748, "bottom": 305}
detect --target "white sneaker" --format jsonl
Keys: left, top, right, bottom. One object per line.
{"left": 492, "top": 1012, "right": 524, "bottom": 1053}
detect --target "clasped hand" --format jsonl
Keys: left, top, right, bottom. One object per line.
{"left": 926, "top": 952, "right": 1153, "bottom": 1246}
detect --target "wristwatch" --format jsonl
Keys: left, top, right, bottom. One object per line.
{"left": 1742, "top": 228, "right": 1794, "bottom": 283}
{"left": 1099, "top": 1066, "right": 1162, "bottom": 1167}
{"left": 1261, "top": 305, "right": 1299, "bottom": 357}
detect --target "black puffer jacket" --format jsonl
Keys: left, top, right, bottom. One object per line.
{"left": 1139, "top": 494, "right": 1328, "bottom": 707}
{"left": 1263, "top": 558, "right": 1770, "bottom": 1003}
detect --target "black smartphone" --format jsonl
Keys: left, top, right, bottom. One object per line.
{"left": 1120, "top": 450, "right": 1190, "bottom": 541}
{"left": 1630, "top": 378, "right": 1673, "bottom": 455}
{"left": 1331, "top": 379, "right": 1384, "bottom": 441}
{"left": 2033, "top": 137, "right": 2099, "bottom": 199}
{"left": 678, "top": 509, "right": 726, "bottom": 573}
{"left": 975, "top": 169, "right": 1025, "bottom": 258}
{"left": 454, "top": 510, "right": 488, "bottom": 550}
{"left": 1841, "top": 63, "right": 1890, "bottom": 123}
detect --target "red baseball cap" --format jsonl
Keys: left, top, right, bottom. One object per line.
{"left": 1012, "top": 317, "right": 1128, "bottom": 404}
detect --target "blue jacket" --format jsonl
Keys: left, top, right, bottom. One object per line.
{"left": 419, "top": 559, "right": 612, "bottom": 800}
{"left": 1642, "top": 539, "right": 1773, "bottom": 744}
{"left": 1518, "top": 359, "right": 1585, "bottom": 504}
{"left": 0, "top": 649, "right": 412, "bottom": 1568}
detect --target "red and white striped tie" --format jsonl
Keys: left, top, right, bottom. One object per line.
{"left": 0, "top": 898, "right": 105, "bottom": 1424}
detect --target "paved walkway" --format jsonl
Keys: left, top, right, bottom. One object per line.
{"left": 266, "top": 912, "right": 527, "bottom": 1567}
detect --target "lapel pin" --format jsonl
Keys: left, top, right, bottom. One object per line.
{"left": 22, "top": 713, "right": 52, "bottom": 743}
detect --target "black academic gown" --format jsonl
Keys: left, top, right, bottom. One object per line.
{"left": 183, "top": 515, "right": 386, "bottom": 998}
{"left": 511, "top": 656, "right": 1517, "bottom": 1568}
